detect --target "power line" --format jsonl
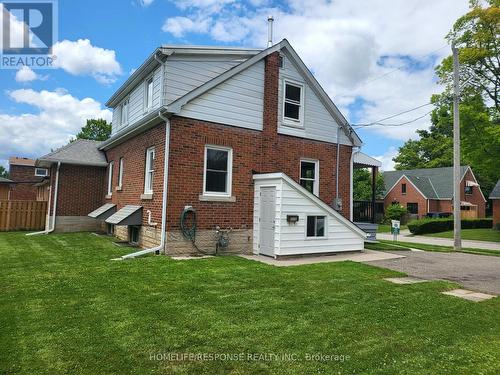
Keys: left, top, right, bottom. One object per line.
{"left": 352, "top": 102, "right": 433, "bottom": 128}
{"left": 337, "top": 45, "right": 448, "bottom": 98}
{"left": 353, "top": 109, "right": 433, "bottom": 128}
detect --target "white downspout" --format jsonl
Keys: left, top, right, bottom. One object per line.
{"left": 350, "top": 147, "right": 360, "bottom": 221}
{"left": 27, "top": 161, "right": 60, "bottom": 235}
{"left": 336, "top": 126, "right": 341, "bottom": 201}
{"left": 120, "top": 115, "right": 170, "bottom": 260}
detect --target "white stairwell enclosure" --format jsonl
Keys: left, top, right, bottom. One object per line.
{"left": 253, "top": 173, "right": 367, "bottom": 258}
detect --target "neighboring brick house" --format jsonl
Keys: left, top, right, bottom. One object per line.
{"left": 490, "top": 180, "right": 500, "bottom": 227}
{"left": 382, "top": 166, "right": 487, "bottom": 219}
{"left": 8, "top": 157, "right": 47, "bottom": 200}
{"left": 35, "top": 140, "right": 108, "bottom": 232}
{"left": 39, "top": 39, "right": 369, "bottom": 257}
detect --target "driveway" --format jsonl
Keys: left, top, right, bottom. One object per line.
{"left": 377, "top": 232, "right": 500, "bottom": 251}
{"left": 365, "top": 250, "right": 500, "bottom": 295}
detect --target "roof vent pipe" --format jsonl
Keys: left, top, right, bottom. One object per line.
{"left": 267, "top": 15, "right": 274, "bottom": 47}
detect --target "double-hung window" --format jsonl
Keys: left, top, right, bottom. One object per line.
{"left": 145, "top": 77, "right": 154, "bottom": 111}
{"left": 107, "top": 161, "right": 114, "bottom": 196}
{"left": 121, "top": 99, "right": 129, "bottom": 126}
{"left": 203, "top": 146, "right": 232, "bottom": 197}
{"left": 283, "top": 80, "right": 304, "bottom": 126}
{"left": 144, "top": 147, "right": 155, "bottom": 194}
{"left": 117, "top": 158, "right": 124, "bottom": 189}
{"left": 300, "top": 159, "right": 319, "bottom": 196}
{"left": 306, "top": 216, "right": 326, "bottom": 238}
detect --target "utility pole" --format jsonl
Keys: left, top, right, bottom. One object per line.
{"left": 452, "top": 43, "right": 461, "bottom": 251}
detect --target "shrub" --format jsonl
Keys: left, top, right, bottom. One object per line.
{"left": 407, "top": 218, "right": 493, "bottom": 235}
{"left": 384, "top": 204, "right": 407, "bottom": 223}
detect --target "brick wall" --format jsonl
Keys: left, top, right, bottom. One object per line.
{"left": 9, "top": 165, "right": 42, "bottom": 200}
{"left": 384, "top": 176, "right": 428, "bottom": 219}
{"left": 460, "top": 169, "right": 486, "bottom": 218}
{"left": 493, "top": 200, "right": 500, "bottom": 226}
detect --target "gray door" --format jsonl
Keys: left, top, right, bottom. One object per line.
{"left": 259, "top": 187, "right": 276, "bottom": 257}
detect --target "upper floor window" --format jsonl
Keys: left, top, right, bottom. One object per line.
{"left": 107, "top": 161, "right": 114, "bottom": 196}
{"left": 464, "top": 186, "right": 473, "bottom": 195}
{"left": 300, "top": 159, "right": 319, "bottom": 196}
{"left": 144, "top": 147, "right": 155, "bottom": 194}
{"left": 117, "top": 158, "right": 124, "bottom": 189}
{"left": 203, "top": 145, "right": 232, "bottom": 197}
{"left": 121, "top": 99, "right": 129, "bottom": 126}
{"left": 283, "top": 79, "right": 304, "bottom": 127}
{"left": 34, "top": 168, "right": 48, "bottom": 177}
{"left": 145, "top": 77, "right": 154, "bottom": 110}
{"left": 401, "top": 183, "right": 407, "bottom": 194}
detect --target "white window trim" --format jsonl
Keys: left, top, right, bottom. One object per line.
{"left": 300, "top": 159, "right": 319, "bottom": 196}
{"left": 282, "top": 78, "right": 305, "bottom": 128}
{"left": 120, "top": 98, "right": 130, "bottom": 126}
{"left": 305, "top": 215, "right": 327, "bottom": 239}
{"left": 144, "top": 76, "right": 154, "bottom": 113}
{"left": 144, "top": 147, "right": 155, "bottom": 194}
{"left": 117, "top": 157, "right": 124, "bottom": 189}
{"left": 107, "top": 161, "right": 114, "bottom": 196}
{"left": 202, "top": 145, "right": 233, "bottom": 198}
{"left": 34, "top": 168, "right": 48, "bottom": 177}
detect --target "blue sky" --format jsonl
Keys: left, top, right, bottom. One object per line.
{"left": 0, "top": 0, "right": 470, "bottom": 170}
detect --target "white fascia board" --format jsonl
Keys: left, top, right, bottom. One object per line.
{"left": 383, "top": 174, "right": 429, "bottom": 200}
{"left": 461, "top": 166, "right": 487, "bottom": 202}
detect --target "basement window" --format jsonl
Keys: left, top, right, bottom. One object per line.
{"left": 283, "top": 79, "right": 304, "bottom": 127}
{"left": 306, "top": 216, "right": 326, "bottom": 238}
{"left": 129, "top": 226, "right": 140, "bottom": 245}
{"left": 203, "top": 145, "right": 232, "bottom": 197}
{"left": 300, "top": 159, "right": 319, "bottom": 196}
{"left": 144, "top": 147, "right": 155, "bottom": 194}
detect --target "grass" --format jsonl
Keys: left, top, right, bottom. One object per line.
{"left": 1, "top": 232, "right": 500, "bottom": 374}
{"left": 377, "top": 224, "right": 407, "bottom": 233}
{"left": 364, "top": 241, "right": 412, "bottom": 251}
{"left": 425, "top": 228, "right": 500, "bottom": 242}
{"left": 379, "top": 239, "right": 500, "bottom": 257}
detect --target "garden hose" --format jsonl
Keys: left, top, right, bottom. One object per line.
{"left": 179, "top": 206, "right": 213, "bottom": 255}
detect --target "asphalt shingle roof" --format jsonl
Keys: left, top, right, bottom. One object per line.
{"left": 490, "top": 180, "right": 500, "bottom": 199}
{"left": 38, "top": 139, "right": 107, "bottom": 167}
{"left": 382, "top": 166, "right": 469, "bottom": 199}
{"left": 0, "top": 177, "right": 13, "bottom": 183}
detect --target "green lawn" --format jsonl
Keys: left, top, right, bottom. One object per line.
{"left": 378, "top": 239, "right": 500, "bottom": 257}
{"left": 426, "top": 228, "right": 500, "bottom": 242}
{"left": 1, "top": 232, "right": 499, "bottom": 374}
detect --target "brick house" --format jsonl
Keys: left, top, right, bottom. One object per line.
{"left": 490, "top": 180, "right": 500, "bottom": 227}
{"left": 8, "top": 157, "right": 48, "bottom": 200}
{"left": 382, "top": 166, "right": 487, "bottom": 219}
{"left": 38, "top": 39, "right": 371, "bottom": 257}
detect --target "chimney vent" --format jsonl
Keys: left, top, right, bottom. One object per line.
{"left": 267, "top": 15, "right": 274, "bottom": 47}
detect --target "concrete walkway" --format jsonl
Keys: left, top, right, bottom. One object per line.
{"left": 377, "top": 231, "right": 500, "bottom": 251}
{"left": 239, "top": 250, "right": 405, "bottom": 267}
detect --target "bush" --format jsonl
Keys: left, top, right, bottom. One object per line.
{"left": 407, "top": 218, "right": 493, "bottom": 235}
{"left": 384, "top": 204, "right": 408, "bottom": 223}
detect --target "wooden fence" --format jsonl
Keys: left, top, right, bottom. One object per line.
{"left": 0, "top": 200, "right": 47, "bottom": 231}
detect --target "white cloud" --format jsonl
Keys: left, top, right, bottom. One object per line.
{"left": 162, "top": 16, "right": 211, "bottom": 37}
{"left": 15, "top": 66, "right": 38, "bottom": 82}
{"left": 162, "top": 0, "right": 470, "bottom": 142}
{"left": 139, "top": 0, "right": 155, "bottom": 6}
{"left": 52, "top": 39, "right": 122, "bottom": 84}
{"left": 374, "top": 147, "right": 399, "bottom": 171}
{"left": 0, "top": 89, "right": 112, "bottom": 162}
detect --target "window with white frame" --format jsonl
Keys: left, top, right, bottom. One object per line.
{"left": 121, "top": 99, "right": 129, "bottom": 126}
{"left": 300, "top": 159, "right": 319, "bottom": 196}
{"left": 283, "top": 80, "right": 304, "bottom": 126}
{"left": 107, "top": 161, "right": 114, "bottom": 196}
{"left": 117, "top": 158, "right": 124, "bottom": 188}
{"left": 203, "top": 146, "right": 232, "bottom": 196}
{"left": 34, "top": 168, "right": 48, "bottom": 177}
{"left": 145, "top": 77, "right": 154, "bottom": 110}
{"left": 306, "top": 216, "right": 326, "bottom": 238}
{"left": 144, "top": 147, "right": 155, "bottom": 194}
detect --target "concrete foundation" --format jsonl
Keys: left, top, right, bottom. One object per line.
{"left": 53, "top": 216, "right": 101, "bottom": 232}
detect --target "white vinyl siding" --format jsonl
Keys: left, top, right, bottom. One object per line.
{"left": 165, "top": 55, "right": 247, "bottom": 104}
{"left": 111, "top": 66, "right": 162, "bottom": 135}
{"left": 253, "top": 174, "right": 364, "bottom": 256}
{"left": 277, "top": 51, "right": 352, "bottom": 145}
{"left": 144, "top": 147, "right": 155, "bottom": 194}
{"left": 178, "top": 60, "right": 265, "bottom": 131}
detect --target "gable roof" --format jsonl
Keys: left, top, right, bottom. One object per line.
{"left": 37, "top": 139, "right": 107, "bottom": 167}
{"left": 383, "top": 166, "right": 469, "bottom": 199}
{"left": 490, "top": 180, "right": 500, "bottom": 199}
{"left": 9, "top": 157, "right": 35, "bottom": 167}
{"left": 0, "top": 177, "right": 14, "bottom": 183}
{"left": 101, "top": 39, "right": 362, "bottom": 150}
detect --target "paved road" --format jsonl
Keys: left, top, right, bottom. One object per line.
{"left": 365, "top": 250, "right": 500, "bottom": 295}
{"left": 377, "top": 232, "right": 500, "bottom": 251}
